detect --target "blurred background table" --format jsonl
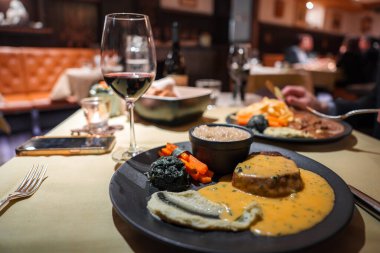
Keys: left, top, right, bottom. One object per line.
{"left": 248, "top": 61, "right": 341, "bottom": 93}
{"left": 248, "top": 66, "right": 313, "bottom": 93}
{"left": 50, "top": 67, "right": 102, "bottom": 102}
{"left": 0, "top": 102, "right": 379, "bottom": 253}
{"left": 296, "top": 59, "right": 342, "bottom": 92}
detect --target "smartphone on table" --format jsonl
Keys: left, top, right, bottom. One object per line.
{"left": 16, "top": 136, "right": 116, "bottom": 156}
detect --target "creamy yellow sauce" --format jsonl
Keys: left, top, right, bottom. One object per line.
{"left": 237, "top": 154, "right": 299, "bottom": 177}
{"left": 198, "top": 169, "right": 334, "bottom": 236}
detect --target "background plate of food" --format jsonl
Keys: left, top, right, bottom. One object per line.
{"left": 226, "top": 98, "right": 352, "bottom": 143}
{"left": 109, "top": 142, "right": 354, "bottom": 253}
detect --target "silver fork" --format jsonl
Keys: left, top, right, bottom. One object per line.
{"left": 306, "top": 106, "right": 380, "bottom": 120}
{"left": 0, "top": 164, "right": 47, "bottom": 212}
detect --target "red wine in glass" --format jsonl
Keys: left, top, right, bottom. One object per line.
{"left": 104, "top": 72, "right": 154, "bottom": 100}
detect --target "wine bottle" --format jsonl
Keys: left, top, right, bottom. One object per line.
{"left": 163, "top": 22, "right": 188, "bottom": 86}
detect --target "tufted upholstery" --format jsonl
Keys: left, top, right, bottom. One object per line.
{"left": 0, "top": 47, "right": 96, "bottom": 113}
{"left": 0, "top": 47, "right": 26, "bottom": 95}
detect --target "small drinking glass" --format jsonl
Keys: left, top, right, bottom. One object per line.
{"left": 81, "top": 97, "right": 110, "bottom": 133}
{"left": 195, "top": 79, "right": 221, "bottom": 109}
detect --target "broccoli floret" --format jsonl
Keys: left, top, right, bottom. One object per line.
{"left": 146, "top": 156, "right": 191, "bottom": 192}
{"left": 246, "top": 114, "right": 268, "bottom": 133}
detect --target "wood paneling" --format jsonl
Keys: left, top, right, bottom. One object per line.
{"left": 0, "top": 0, "right": 134, "bottom": 47}
{"left": 296, "top": 0, "right": 363, "bottom": 12}
{"left": 0, "top": 0, "right": 229, "bottom": 47}
{"left": 136, "top": 0, "right": 230, "bottom": 46}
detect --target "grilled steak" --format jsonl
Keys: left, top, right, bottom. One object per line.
{"left": 232, "top": 152, "right": 304, "bottom": 197}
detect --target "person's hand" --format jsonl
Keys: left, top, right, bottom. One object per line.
{"left": 281, "top": 85, "right": 328, "bottom": 112}
{"left": 339, "top": 44, "right": 347, "bottom": 54}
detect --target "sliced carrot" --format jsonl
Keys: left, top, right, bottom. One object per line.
{"left": 166, "top": 143, "right": 178, "bottom": 151}
{"left": 188, "top": 155, "right": 208, "bottom": 175}
{"left": 199, "top": 176, "right": 212, "bottom": 184}
{"left": 268, "top": 121, "right": 281, "bottom": 127}
{"left": 236, "top": 114, "right": 252, "bottom": 126}
{"left": 266, "top": 115, "right": 287, "bottom": 127}
{"left": 178, "top": 152, "right": 190, "bottom": 162}
{"left": 205, "top": 170, "right": 214, "bottom": 178}
{"left": 184, "top": 163, "right": 200, "bottom": 180}
{"left": 158, "top": 143, "right": 212, "bottom": 183}
{"left": 160, "top": 147, "right": 172, "bottom": 156}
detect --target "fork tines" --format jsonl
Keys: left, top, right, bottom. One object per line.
{"left": 16, "top": 164, "right": 47, "bottom": 194}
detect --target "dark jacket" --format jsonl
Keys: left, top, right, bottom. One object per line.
{"left": 336, "top": 51, "right": 364, "bottom": 85}
{"left": 335, "top": 52, "right": 380, "bottom": 139}
{"left": 361, "top": 47, "right": 379, "bottom": 83}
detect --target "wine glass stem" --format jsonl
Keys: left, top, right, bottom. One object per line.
{"left": 234, "top": 80, "right": 241, "bottom": 100}
{"left": 127, "top": 101, "right": 137, "bottom": 153}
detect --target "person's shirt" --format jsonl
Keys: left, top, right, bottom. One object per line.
{"left": 285, "top": 46, "right": 313, "bottom": 64}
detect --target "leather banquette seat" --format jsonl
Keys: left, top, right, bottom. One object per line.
{"left": 0, "top": 47, "right": 96, "bottom": 113}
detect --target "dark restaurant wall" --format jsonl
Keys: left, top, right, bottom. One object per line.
{"left": 0, "top": 0, "right": 353, "bottom": 86}
{"left": 0, "top": 0, "right": 232, "bottom": 87}
{"left": 136, "top": 0, "right": 230, "bottom": 46}
{"left": 134, "top": 0, "right": 231, "bottom": 87}
{"left": 0, "top": 0, "right": 372, "bottom": 56}
{"left": 0, "top": 0, "right": 134, "bottom": 47}
{"left": 0, "top": 0, "right": 230, "bottom": 48}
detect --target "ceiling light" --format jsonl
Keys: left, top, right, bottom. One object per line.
{"left": 306, "top": 1, "right": 314, "bottom": 10}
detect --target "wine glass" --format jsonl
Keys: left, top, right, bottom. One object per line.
{"left": 101, "top": 13, "right": 156, "bottom": 162}
{"left": 228, "top": 44, "right": 251, "bottom": 105}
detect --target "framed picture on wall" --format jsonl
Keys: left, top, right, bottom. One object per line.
{"left": 159, "top": 0, "right": 214, "bottom": 15}
{"left": 332, "top": 12, "right": 342, "bottom": 31}
{"left": 360, "top": 16, "right": 373, "bottom": 33}
{"left": 294, "top": 0, "right": 306, "bottom": 27}
{"left": 274, "top": 0, "right": 285, "bottom": 18}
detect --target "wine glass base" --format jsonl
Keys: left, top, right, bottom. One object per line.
{"left": 111, "top": 146, "right": 146, "bottom": 163}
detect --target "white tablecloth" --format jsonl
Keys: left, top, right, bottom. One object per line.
{"left": 50, "top": 68, "right": 103, "bottom": 101}
{"left": 0, "top": 105, "right": 379, "bottom": 252}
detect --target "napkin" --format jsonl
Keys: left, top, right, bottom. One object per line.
{"left": 151, "top": 77, "right": 176, "bottom": 89}
{"left": 50, "top": 71, "right": 71, "bottom": 101}
{"left": 146, "top": 77, "right": 178, "bottom": 97}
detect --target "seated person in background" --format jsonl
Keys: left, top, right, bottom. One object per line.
{"left": 359, "top": 36, "right": 379, "bottom": 84}
{"left": 284, "top": 34, "right": 315, "bottom": 65}
{"left": 336, "top": 37, "right": 363, "bottom": 87}
{"left": 281, "top": 82, "right": 380, "bottom": 139}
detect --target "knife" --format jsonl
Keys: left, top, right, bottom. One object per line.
{"left": 349, "top": 185, "right": 380, "bottom": 221}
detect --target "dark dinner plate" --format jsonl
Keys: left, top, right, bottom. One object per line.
{"left": 226, "top": 113, "right": 352, "bottom": 143}
{"left": 109, "top": 142, "right": 354, "bottom": 253}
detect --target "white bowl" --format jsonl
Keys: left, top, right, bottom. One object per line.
{"left": 135, "top": 86, "right": 212, "bottom": 124}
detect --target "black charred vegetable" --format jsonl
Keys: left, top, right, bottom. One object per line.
{"left": 146, "top": 156, "right": 191, "bottom": 192}
{"left": 246, "top": 114, "right": 268, "bottom": 133}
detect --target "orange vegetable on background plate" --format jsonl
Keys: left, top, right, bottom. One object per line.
{"left": 236, "top": 97, "right": 294, "bottom": 127}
